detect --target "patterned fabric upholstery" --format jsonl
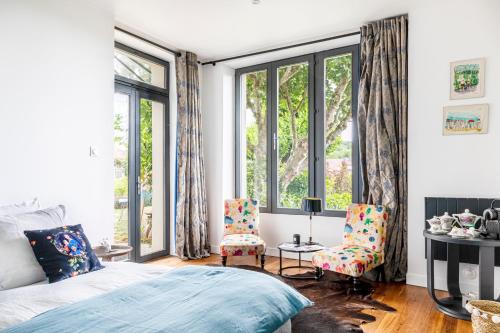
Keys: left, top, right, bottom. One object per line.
{"left": 343, "top": 204, "right": 387, "bottom": 254}
{"left": 312, "top": 245, "right": 383, "bottom": 278}
{"left": 220, "top": 234, "right": 266, "bottom": 256}
{"left": 223, "top": 199, "right": 259, "bottom": 236}
{"left": 312, "top": 204, "right": 388, "bottom": 277}
{"left": 220, "top": 199, "right": 265, "bottom": 258}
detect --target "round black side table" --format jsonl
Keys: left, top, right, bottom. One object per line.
{"left": 424, "top": 230, "right": 500, "bottom": 320}
{"left": 278, "top": 242, "right": 325, "bottom": 280}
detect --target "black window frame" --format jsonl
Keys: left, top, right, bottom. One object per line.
{"left": 235, "top": 44, "right": 361, "bottom": 217}
{"left": 114, "top": 42, "right": 169, "bottom": 96}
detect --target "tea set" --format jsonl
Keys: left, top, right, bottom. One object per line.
{"left": 426, "top": 209, "right": 482, "bottom": 239}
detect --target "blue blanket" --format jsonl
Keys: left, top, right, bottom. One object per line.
{"left": 3, "top": 266, "right": 312, "bottom": 333}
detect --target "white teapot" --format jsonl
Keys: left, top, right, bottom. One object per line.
{"left": 437, "top": 212, "right": 457, "bottom": 231}
{"left": 453, "top": 209, "right": 482, "bottom": 227}
{"left": 426, "top": 216, "right": 442, "bottom": 232}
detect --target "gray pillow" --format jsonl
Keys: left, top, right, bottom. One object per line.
{"left": 0, "top": 205, "right": 66, "bottom": 290}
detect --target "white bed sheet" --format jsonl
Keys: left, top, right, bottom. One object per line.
{"left": 0, "top": 262, "right": 292, "bottom": 333}
{"left": 0, "top": 262, "right": 172, "bottom": 330}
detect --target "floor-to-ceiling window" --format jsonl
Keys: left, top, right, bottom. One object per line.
{"left": 236, "top": 45, "right": 359, "bottom": 216}
{"left": 113, "top": 43, "right": 169, "bottom": 261}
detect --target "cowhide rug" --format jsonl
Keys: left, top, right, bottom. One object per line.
{"left": 213, "top": 265, "right": 396, "bottom": 333}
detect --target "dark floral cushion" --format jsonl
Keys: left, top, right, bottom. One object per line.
{"left": 24, "top": 224, "right": 103, "bottom": 283}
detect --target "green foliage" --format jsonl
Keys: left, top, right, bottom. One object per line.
{"left": 114, "top": 177, "right": 128, "bottom": 198}
{"left": 325, "top": 160, "right": 352, "bottom": 209}
{"left": 244, "top": 71, "right": 268, "bottom": 203}
{"left": 140, "top": 99, "right": 153, "bottom": 189}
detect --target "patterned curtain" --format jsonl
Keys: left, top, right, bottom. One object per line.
{"left": 175, "top": 51, "right": 210, "bottom": 259}
{"left": 357, "top": 15, "right": 408, "bottom": 281}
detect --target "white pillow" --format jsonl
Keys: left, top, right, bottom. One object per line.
{"left": 0, "top": 198, "right": 40, "bottom": 216}
{"left": 0, "top": 205, "right": 66, "bottom": 290}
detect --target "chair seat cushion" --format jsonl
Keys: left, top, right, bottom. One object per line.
{"left": 220, "top": 234, "right": 265, "bottom": 256}
{"left": 311, "top": 245, "right": 383, "bottom": 277}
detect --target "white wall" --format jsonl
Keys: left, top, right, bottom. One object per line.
{"left": 201, "top": 64, "right": 235, "bottom": 254}
{"left": 0, "top": 0, "right": 115, "bottom": 243}
{"left": 202, "top": 0, "right": 500, "bottom": 291}
{"left": 406, "top": 0, "right": 500, "bottom": 293}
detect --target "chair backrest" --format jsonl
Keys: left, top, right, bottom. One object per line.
{"left": 342, "top": 203, "right": 388, "bottom": 254}
{"left": 224, "top": 199, "right": 259, "bottom": 236}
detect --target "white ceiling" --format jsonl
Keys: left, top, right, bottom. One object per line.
{"left": 113, "top": 0, "right": 410, "bottom": 63}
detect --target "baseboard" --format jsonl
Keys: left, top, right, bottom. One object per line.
{"left": 406, "top": 272, "right": 479, "bottom": 294}
{"left": 210, "top": 244, "right": 220, "bottom": 254}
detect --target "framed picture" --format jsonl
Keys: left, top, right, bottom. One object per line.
{"left": 443, "top": 104, "right": 489, "bottom": 135}
{"left": 450, "top": 58, "right": 485, "bottom": 99}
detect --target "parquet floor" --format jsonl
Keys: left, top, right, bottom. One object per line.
{"left": 149, "top": 254, "right": 472, "bottom": 333}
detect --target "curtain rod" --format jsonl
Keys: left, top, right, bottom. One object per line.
{"left": 114, "top": 26, "right": 181, "bottom": 57}
{"left": 201, "top": 30, "right": 360, "bottom": 66}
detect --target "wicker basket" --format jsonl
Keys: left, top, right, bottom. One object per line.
{"left": 466, "top": 300, "right": 500, "bottom": 333}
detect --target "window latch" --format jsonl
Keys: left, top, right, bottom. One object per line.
{"left": 273, "top": 133, "right": 277, "bottom": 151}
{"left": 137, "top": 176, "right": 142, "bottom": 196}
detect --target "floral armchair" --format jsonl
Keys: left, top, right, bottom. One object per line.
{"left": 220, "top": 199, "right": 266, "bottom": 268}
{"left": 312, "top": 204, "right": 388, "bottom": 288}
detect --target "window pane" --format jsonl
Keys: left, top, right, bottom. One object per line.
{"left": 277, "top": 62, "right": 309, "bottom": 209}
{"left": 113, "top": 92, "right": 129, "bottom": 246}
{"left": 139, "top": 98, "right": 166, "bottom": 256}
{"left": 324, "top": 54, "right": 353, "bottom": 210}
{"left": 240, "top": 70, "right": 268, "bottom": 207}
{"left": 114, "top": 48, "right": 165, "bottom": 88}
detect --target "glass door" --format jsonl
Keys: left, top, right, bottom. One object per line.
{"left": 113, "top": 87, "right": 132, "bottom": 250}
{"left": 113, "top": 84, "right": 169, "bottom": 262}
{"left": 135, "top": 93, "right": 169, "bottom": 261}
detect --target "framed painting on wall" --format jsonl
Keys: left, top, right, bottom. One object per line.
{"left": 450, "top": 58, "right": 485, "bottom": 99}
{"left": 443, "top": 104, "right": 489, "bottom": 135}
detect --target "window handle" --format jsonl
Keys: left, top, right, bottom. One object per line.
{"left": 273, "top": 133, "right": 277, "bottom": 151}
{"left": 137, "top": 176, "right": 141, "bottom": 196}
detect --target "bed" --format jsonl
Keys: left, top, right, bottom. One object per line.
{"left": 0, "top": 262, "right": 298, "bottom": 333}
{"left": 0, "top": 201, "right": 307, "bottom": 332}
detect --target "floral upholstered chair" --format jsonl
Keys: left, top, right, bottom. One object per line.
{"left": 312, "top": 204, "right": 388, "bottom": 289}
{"left": 220, "top": 199, "right": 266, "bottom": 268}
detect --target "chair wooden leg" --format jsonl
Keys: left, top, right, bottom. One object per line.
{"left": 260, "top": 254, "right": 265, "bottom": 269}
{"left": 352, "top": 277, "right": 362, "bottom": 292}
{"left": 222, "top": 256, "right": 227, "bottom": 267}
{"left": 315, "top": 267, "right": 323, "bottom": 280}
{"left": 376, "top": 265, "right": 386, "bottom": 282}
{"left": 256, "top": 254, "right": 259, "bottom": 260}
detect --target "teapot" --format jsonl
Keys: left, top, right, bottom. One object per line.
{"left": 426, "top": 216, "right": 442, "bottom": 232}
{"left": 453, "top": 209, "right": 481, "bottom": 227}
{"left": 437, "top": 212, "right": 456, "bottom": 231}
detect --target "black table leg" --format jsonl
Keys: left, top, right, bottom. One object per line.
{"left": 298, "top": 252, "right": 301, "bottom": 268}
{"left": 479, "top": 246, "right": 495, "bottom": 300}
{"left": 279, "top": 249, "right": 283, "bottom": 276}
{"left": 426, "top": 238, "right": 438, "bottom": 302}
{"left": 426, "top": 238, "right": 470, "bottom": 320}
{"left": 447, "top": 243, "right": 461, "bottom": 299}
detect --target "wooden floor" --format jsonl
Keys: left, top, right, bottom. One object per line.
{"left": 149, "top": 254, "right": 472, "bottom": 333}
